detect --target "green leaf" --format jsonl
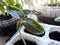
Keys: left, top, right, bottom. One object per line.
{"left": 23, "top": 10, "right": 31, "bottom": 15}
{"left": 21, "top": 0, "right": 24, "bottom": 6}
{"left": 35, "top": 0, "right": 38, "bottom": 3}
{"left": 54, "top": 17, "right": 60, "bottom": 22}
{"left": 17, "top": 17, "right": 23, "bottom": 30}
{"left": 7, "top": 9, "right": 24, "bottom": 18}
{"left": 0, "top": 0, "right": 2, "bottom": 2}
{"left": 28, "top": 0, "right": 30, "bottom": 2}
{"left": 6, "top": 0, "right": 15, "bottom": 5}
{"left": 17, "top": 20, "right": 21, "bottom": 30}
{"left": 55, "top": 0, "right": 58, "bottom": 5}
{"left": 50, "top": 0, "right": 54, "bottom": 5}
{"left": 0, "top": 0, "right": 6, "bottom": 15}
{"left": 16, "top": 0, "right": 19, "bottom": 4}
{"left": 0, "top": 5, "right": 5, "bottom": 15}
{"left": 50, "top": 0, "right": 57, "bottom": 5}
{"left": 6, "top": 5, "right": 24, "bottom": 18}
{"left": 32, "top": 10, "right": 41, "bottom": 16}
{"left": 15, "top": 3, "right": 23, "bottom": 10}
{"left": 7, "top": 5, "right": 23, "bottom": 11}
{"left": 23, "top": 10, "right": 41, "bottom": 16}
{"left": 22, "top": 18, "right": 44, "bottom": 35}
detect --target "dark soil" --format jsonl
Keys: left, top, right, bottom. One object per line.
{"left": 0, "top": 13, "right": 12, "bottom": 20}
{"left": 24, "top": 29, "right": 45, "bottom": 37}
{"left": 0, "top": 23, "right": 17, "bottom": 36}
{"left": 49, "top": 31, "right": 60, "bottom": 41}
{"left": 38, "top": 16, "right": 60, "bottom": 26}
{"left": 14, "top": 40, "right": 37, "bottom": 45}
{"left": 0, "top": 13, "right": 18, "bottom": 36}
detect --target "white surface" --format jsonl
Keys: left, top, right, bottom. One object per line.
{"left": 35, "top": 6, "right": 60, "bottom": 17}
{"left": 23, "top": 0, "right": 60, "bottom": 18}
{"left": 5, "top": 23, "right": 60, "bottom": 45}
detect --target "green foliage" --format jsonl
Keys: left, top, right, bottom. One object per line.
{"left": 0, "top": 0, "right": 44, "bottom": 45}
{"left": 42, "top": 0, "right": 58, "bottom": 6}
{"left": 50, "top": 0, "right": 54, "bottom": 5}
{"left": 0, "top": 0, "right": 44, "bottom": 35}
{"left": 55, "top": 0, "right": 58, "bottom": 5}
{"left": 0, "top": 0, "right": 6, "bottom": 15}
{"left": 17, "top": 17, "right": 24, "bottom": 30}
{"left": 0, "top": 5, "right": 5, "bottom": 15}
{"left": 6, "top": 5, "right": 24, "bottom": 17}
{"left": 22, "top": 18, "right": 44, "bottom": 35}
{"left": 54, "top": 17, "right": 60, "bottom": 22}
{"left": 5, "top": 0, "right": 15, "bottom": 5}
{"left": 50, "top": 0, "right": 58, "bottom": 5}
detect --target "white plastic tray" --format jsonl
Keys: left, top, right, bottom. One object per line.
{"left": 5, "top": 23, "right": 60, "bottom": 45}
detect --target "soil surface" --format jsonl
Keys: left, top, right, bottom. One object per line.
{"left": 49, "top": 31, "right": 60, "bottom": 41}
{"left": 0, "top": 13, "right": 12, "bottom": 20}
{"left": 14, "top": 40, "right": 37, "bottom": 45}
{"left": 0, "top": 13, "right": 17, "bottom": 36}
{"left": 38, "top": 16, "right": 60, "bottom": 26}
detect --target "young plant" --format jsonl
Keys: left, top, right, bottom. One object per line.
{"left": 50, "top": 0, "right": 58, "bottom": 6}
{"left": 54, "top": 17, "right": 60, "bottom": 22}
{"left": 0, "top": 0, "right": 44, "bottom": 45}
{"left": 42, "top": 0, "right": 58, "bottom": 6}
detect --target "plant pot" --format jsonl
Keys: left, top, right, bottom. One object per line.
{"left": 36, "top": 4, "right": 60, "bottom": 25}
{"left": 0, "top": 13, "right": 18, "bottom": 36}
{"left": 5, "top": 23, "right": 60, "bottom": 45}
{"left": 2, "top": 10, "right": 39, "bottom": 36}
{"left": 49, "top": 27, "right": 60, "bottom": 41}
{"left": 24, "top": 29, "right": 45, "bottom": 37}
{"left": 5, "top": 26, "right": 39, "bottom": 45}
{"left": 38, "top": 16, "right": 60, "bottom": 26}
{"left": 49, "top": 31, "right": 60, "bottom": 41}
{"left": 14, "top": 39, "right": 37, "bottom": 45}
